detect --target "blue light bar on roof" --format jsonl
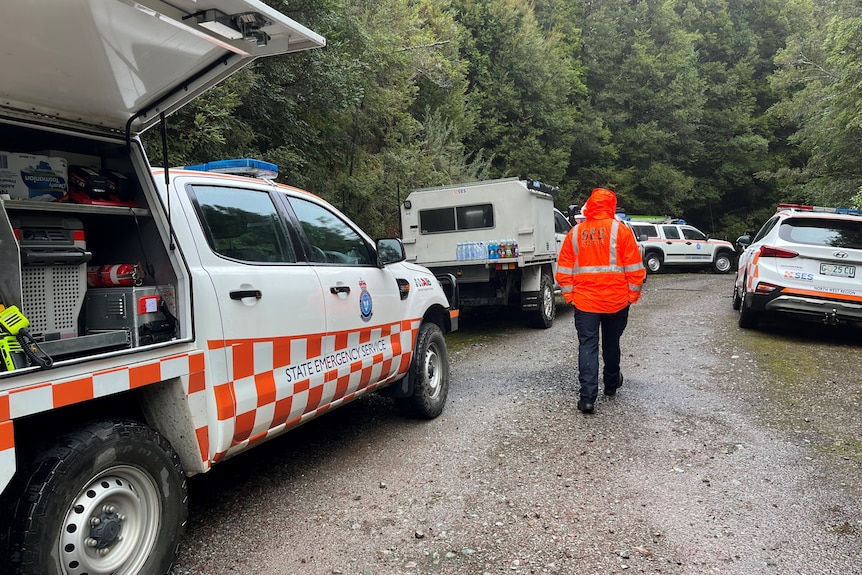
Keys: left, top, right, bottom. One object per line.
{"left": 184, "top": 158, "right": 278, "bottom": 179}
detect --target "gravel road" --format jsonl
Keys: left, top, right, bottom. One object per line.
{"left": 170, "top": 273, "right": 862, "bottom": 575}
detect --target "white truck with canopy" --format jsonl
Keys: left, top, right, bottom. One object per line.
{"left": 401, "top": 178, "right": 559, "bottom": 328}
{"left": 0, "top": 2, "right": 457, "bottom": 574}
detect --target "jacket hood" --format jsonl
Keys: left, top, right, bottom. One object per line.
{"left": 582, "top": 188, "right": 618, "bottom": 220}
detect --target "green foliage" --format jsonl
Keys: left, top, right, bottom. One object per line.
{"left": 770, "top": 1, "right": 862, "bottom": 207}
{"left": 453, "top": 0, "right": 587, "bottom": 184}
{"left": 145, "top": 0, "right": 860, "bottom": 241}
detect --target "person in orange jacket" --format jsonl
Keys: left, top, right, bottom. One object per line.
{"left": 555, "top": 187, "right": 646, "bottom": 414}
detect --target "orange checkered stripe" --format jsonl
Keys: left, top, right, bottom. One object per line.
{"left": 745, "top": 251, "right": 761, "bottom": 291}
{"left": 0, "top": 351, "right": 206, "bottom": 486}
{"left": 206, "top": 319, "right": 419, "bottom": 463}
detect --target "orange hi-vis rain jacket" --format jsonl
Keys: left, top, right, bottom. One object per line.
{"left": 555, "top": 188, "right": 646, "bottom": 313}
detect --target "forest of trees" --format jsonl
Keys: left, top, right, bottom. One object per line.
{"left": 145, "top": 0, "right": 862, "bottom": 241}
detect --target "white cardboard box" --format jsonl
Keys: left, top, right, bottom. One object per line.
{"left": 0, "top": 151, "right": 68, "bottom": 201}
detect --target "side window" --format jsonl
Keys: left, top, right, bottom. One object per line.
{"left": 554, "top": 211, "right": 572, "bottom": 234}
{"left": 633, "top": 224, "right": 658, "bottom": 238}
{"left": 681, "top": 226, "right": 707, "bottom": 241}
{"left": 290, "top": 196, "right": 374, "bottom": 265}
{"left": 191, "top": 185, "right": 296, "bottom": 263}
{"left": 662, "top": 226, "right": 681, "bottom": 240}
{"left": 752, "top": 216, "right": 779, "bottom": 243}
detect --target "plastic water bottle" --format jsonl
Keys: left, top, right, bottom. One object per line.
{"left": 456, "top": 243, "right": 463, "bottom": 260}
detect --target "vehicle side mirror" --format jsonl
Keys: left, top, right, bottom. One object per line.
{"left": 736, "top": 235, "right": 751, "bottom": 251}
{"left": 638, "top": 234, "right": 648, "bottom": 242}
{"left": 377, "top": 237, "right": 406, "bottom": 265}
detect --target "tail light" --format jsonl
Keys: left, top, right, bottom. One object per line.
{"left": 755, "top": 281, "right": 780, "bottom": 294}
{"left": 759, "top": 245, "right": 798, "bottom": 258}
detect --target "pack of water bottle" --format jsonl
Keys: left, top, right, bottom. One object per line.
{"left": 456, "top": 242, "right": 486, "bottom": 261}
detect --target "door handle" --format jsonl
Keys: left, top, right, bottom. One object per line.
{"left": 330, "top": 285, "right": 351, "bottom": 295}
{"left": 230, "top": 289, "right": 262, "bottom": 300}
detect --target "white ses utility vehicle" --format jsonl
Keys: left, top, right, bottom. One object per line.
{"left": 0, "top": 2, "right": 456, "bottom": 574}
{"left": 401, "top": 178, "right": 560, "bottom": 328}
{"left": 627, "top": 220, "right": 736, "bottom": 274}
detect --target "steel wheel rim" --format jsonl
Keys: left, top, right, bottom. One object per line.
{"left": 59, "top": 465, "right": 161, "bottom": 575}
{"left": 422, "top": 341, "right": 443, "bottom": 399}
{"left": 541, "top": 284, "right": 554, "bottom": 319}
{"left": 716, "top": 256, "right": 731, "bottom": 272}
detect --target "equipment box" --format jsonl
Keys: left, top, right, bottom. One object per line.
{"left": 0, "top": 151, "right": 68, "bottom": 201}
{"left": 83, "top": 285, "right": 176, "bottom": 347}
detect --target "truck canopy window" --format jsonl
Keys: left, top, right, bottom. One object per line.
{"left": 420, "top": 204, "right": 494, "bottom": 233}
{"left": 191, "top": 185, "right": 296, "bottom": 263}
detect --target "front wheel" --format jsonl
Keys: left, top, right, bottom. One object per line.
{"left": 395, "top": 322, "right": 450, "bottom": 419}
{"left": 6, "top": 420, "right": 187, "bottom": 575}
{"left": 528, "top": 273, "right": 555, "bottom": 329}
{"left": 712, "top": 251, "right": 733, "bottom": 274}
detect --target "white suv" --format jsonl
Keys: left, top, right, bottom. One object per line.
{"left": 629, "top": 221, "right": 735, "bottom": 274}
{"left": 733, "top": 204, "right": 862, "bottom": 329}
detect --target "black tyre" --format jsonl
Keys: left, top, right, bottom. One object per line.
{"left": 645, "top": 251, "right": 663, "bottom": 274}
{"left": 528, "top": 273, "right": 555, "bottom": 329}
{"left": 395, "top": 322, "right": 450, "bottom": 419}
{"left": 6, "top": 420, "right": 187, "bottom": 575}
{"left": 731, "top": 282, "right": 742, "bottom": 310}
{"left": 738, "top": 291, "right": 759, "bottom": 329}
{"left": 712, "top": 251, "right": 733, "bottom": 274}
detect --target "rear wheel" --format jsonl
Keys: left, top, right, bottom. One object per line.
{"left": 645, "top": 251, "right": 663, "bottom": 274}
{"left": 528, "top": 273, "right": 555, "bottom": 329}
{"left": 732, "top": 282, "right": 742, "bottom": 310}
{"left": 6, "top": 420, "right": 187, "bottom": 575}
{"left": 395, "top": 322, "right": 450, "bottom": 419}
{"left": 738, "top": 291, "right": 759, "bottom": 329}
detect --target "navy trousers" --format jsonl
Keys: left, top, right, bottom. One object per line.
{"left": 574, "top": 305, "right": 630, "bottom": 402}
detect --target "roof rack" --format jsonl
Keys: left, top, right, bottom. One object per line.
{"left": 626, "top": 215, "right": 681, "bottom": 224}
{"left": 776, "top": 203, "right": 862, "bottom": 216}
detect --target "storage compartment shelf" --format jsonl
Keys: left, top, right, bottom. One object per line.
{"left": 1, "top": 199, "right": 149, "bottom": 217}
{"left": 39, "top": 329, "right": 131, "bottom": 358}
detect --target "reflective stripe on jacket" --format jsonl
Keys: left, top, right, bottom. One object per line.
{"left": 554, "top": 189, "right": 646, "bottom": 313}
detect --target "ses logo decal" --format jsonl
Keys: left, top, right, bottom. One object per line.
{"left": 784, "top": 271, "right": 813, "bottom": 281}
{"left": 359, "top": 279, "right": 373, "bottom": 321}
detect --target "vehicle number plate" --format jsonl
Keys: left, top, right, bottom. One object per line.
{"left": 820, "top": 263, "right": 856, "bottom": 278}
